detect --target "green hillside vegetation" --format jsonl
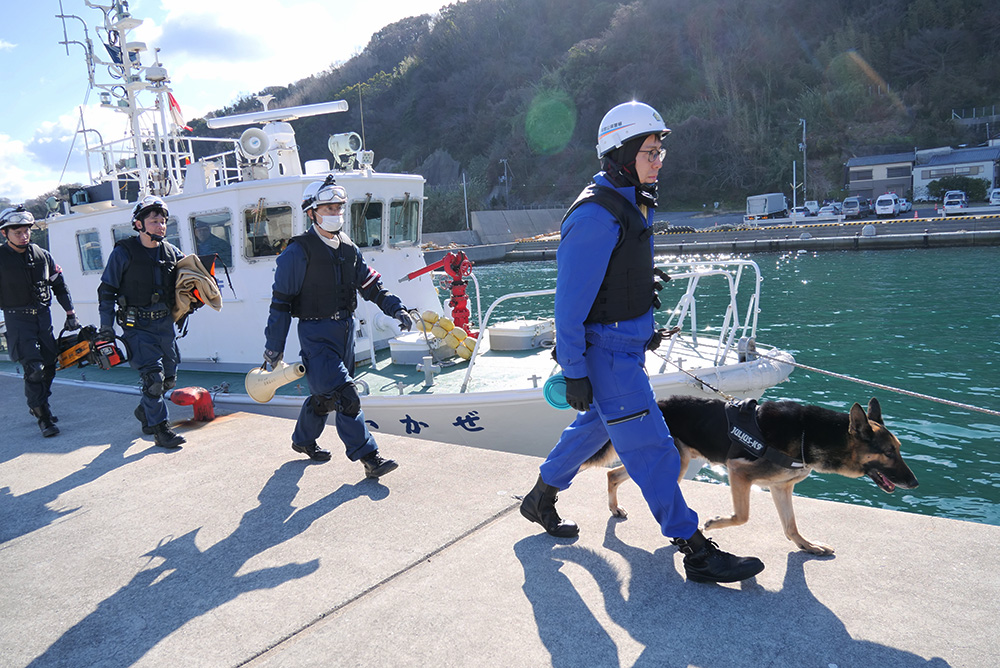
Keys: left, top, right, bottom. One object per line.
{"left": 31, "top": 0, "right": 1000, "bottom": 230}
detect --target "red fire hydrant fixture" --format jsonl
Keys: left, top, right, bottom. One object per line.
{"left": 170, "top": 386, "right": 216, "bottom": 421}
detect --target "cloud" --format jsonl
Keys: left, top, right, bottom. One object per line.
{"left": 154, "top": 13, "right": 268, "bottom": 61}
{"left": 0, "top": 40, "right": 15, "bottom": 51}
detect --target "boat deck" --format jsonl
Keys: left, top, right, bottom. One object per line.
{"left": 1, "top": 375, "right": 995, "bottom": 667}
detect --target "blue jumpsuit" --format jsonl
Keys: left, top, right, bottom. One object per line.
{"left": 0, "top": 244, "right": 75, "bottom": 410}
{"left": 99, "top": 240, "right": 183, "bottom": 427}
{"left": 264, "top": 229, "right": 403, "bottom": 460}
{"left": 539, "top": 172, "right": 699, "bottom": 540}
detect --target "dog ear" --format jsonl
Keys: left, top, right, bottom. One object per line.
{"left": 867, "top": 397, "right": 884, "bottom": 425}
{"left": 849, "top": 403, "right": 873, "bottom": 437}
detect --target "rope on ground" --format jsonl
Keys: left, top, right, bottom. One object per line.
{"left": 759, "top": 353, "right": 1000, "bottom": 418}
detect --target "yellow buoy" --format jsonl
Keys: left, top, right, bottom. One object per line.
{"left": 463, "top": 337, "right": 477, "bottom": 351}
{"left": 444, "top": 332, "right": 462, "bottom": 349}
{"left": 421, "top": 310, "right": 440, "bottom": 324}
{"left": 455, "top": 345, "right": 472, "bottom": 360}
{"left": 450, "top": 327, "right": 468, "bottom": 341}
{"left": 431, "top": 324, "right": 448, "bottom": 339}
{"left": 437, "top": 316, "right": 455, "bottom": 332}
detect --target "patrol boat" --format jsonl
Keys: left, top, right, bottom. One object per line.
{"left": 29, "top": 0, "right": 795, "bottom": 457}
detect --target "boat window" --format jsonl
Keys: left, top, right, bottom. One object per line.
{"left": 350, "top": 199, "right": 383, "bottom": 248}
{"left": 389, "top": 196, "right": 419, "bottom": 246}
{"left": 243, "top": 204, "right": 293, "bottom": 258}
{"left": 76, "top": 229, "right": 104, "bottom": 273}
{"left": 190, "top": 211, "right": 233, "bottom": 268}
{"left": 112, "top": 218, "right": 182, "bottom": 250}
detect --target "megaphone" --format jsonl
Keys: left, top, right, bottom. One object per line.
{"left": 246, "top": 360, "right": 306, "bottom": 403}
{"left": 239, "top": 127, "right": 270, "bottom": 158}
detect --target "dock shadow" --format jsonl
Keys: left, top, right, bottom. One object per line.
{"left": 515, "top": 517, "right": 950, "bottom": 668}
{"left": 26, "top": 461, "right": 387, "bottom": 667}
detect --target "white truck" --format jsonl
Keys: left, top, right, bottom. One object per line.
{"left": 745, "top": 193, "right": 789, "bottom": 224}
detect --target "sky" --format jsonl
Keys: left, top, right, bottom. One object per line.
{"left": 0, "top": 0, "right": 459, "bottom": 203}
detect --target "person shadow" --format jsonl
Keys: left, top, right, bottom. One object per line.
{"left": 0, "top": 434, "right": 166, "bottom": 544}
{"left": 515, "top": 517, "right": 951, "bottom": 668}
{"left": 27, "top": 461, "right": 388, "bottom": 667}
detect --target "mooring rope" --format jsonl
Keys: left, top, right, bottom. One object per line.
{"left": 758, "top": 353, "right": 1000, "bottom": 418}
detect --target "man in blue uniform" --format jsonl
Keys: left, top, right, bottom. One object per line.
{"left": 0, "top": 206, "right": 81, "bottom": 437}
{"left": 98, "top": 195, "right": 185, "bottom": 448}
{"left": 263, "top": 176, "right": 412, "bottom": 477}
{"left": 520, "top": 102, "right": 765, "bottom": 583}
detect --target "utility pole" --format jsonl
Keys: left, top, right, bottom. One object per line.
{"left": 499, "top": 158, "right": 510, "bottom": 206}
{"left": 798, "top": 118, "right": 807, "bottom": 201}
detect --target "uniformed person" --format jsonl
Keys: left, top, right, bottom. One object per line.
{"left": 0, "top": 206, "right": 81, "bottom": 436}
{"left": 263, "top": 176, "right": 412, "bottom": 476}
{"left": 98, "top": 195, "right": 185, "bottom": 448}
{"left": 519, "top": 101, "right": 766, "bottom": 583}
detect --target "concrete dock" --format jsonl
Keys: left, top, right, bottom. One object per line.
{"left": 1, "top": 374, "right": 997, "bottom": 668}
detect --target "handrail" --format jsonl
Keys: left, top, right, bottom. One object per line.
{"left": 458, "top": 259, "right": 764, "bottom": 393}
{"left": 460, "top": 289, "right": 555, "bottom": 393}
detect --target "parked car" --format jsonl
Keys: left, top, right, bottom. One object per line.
{"left": 898, "top": 198, "right": 912, "bottom": 213}
{"left": 942, "top": 191, "right": 968, "bottom": 216}
{"left": 818, "top": 204, "right": 839, "bottom": 216}
{"left": 874, "top": 193, "right": 901, "bottom": 218}
{"left": 803, "top": 200, "right": 820, "bottom": 216}
{"left": 790, "top": 206, "right": 810, "bottom": 218}
{"left": 842, "top": 196, "right": 870, "bottom": 219}
{"left": 988, "top": 188, "right": 1000, "bottom": 206}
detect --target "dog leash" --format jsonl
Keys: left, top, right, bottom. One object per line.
{"left": 649, "top": 332, "right": 735, "bottom": 402}
{"left": 757, "top": 352, "right": 1000, "bottom": 419}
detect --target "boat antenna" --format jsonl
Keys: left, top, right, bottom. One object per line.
{"left": 358, "top": 83, "right": 366, "bottom": 149}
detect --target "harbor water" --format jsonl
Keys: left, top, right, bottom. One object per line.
{"left": 470, "top": 247, "right": 1000, "bottom": 526}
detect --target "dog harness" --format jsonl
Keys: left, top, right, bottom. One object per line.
{"left": 726, "top": 399, "right": 804, "bottom": 469}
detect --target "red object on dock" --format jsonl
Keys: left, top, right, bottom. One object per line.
{"left": 170, "top": 386, "right": 215, "bottom": 421}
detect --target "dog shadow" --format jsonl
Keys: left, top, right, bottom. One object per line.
{"left": 26, "top": 461, "right": 387, "bottom": 667}
{"left": 515, "top": 517, "right": 950, "bottom": 668}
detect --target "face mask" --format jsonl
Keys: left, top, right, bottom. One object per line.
{"left": 318, "top": 214, "right": 344, "bottom": 233}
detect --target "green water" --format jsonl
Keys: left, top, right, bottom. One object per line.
{"left": 471, "top": 248, "right": 1000, "bottom": 526}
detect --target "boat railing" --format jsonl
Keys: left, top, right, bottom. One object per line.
{"left": 84, "top": 131, "right": 243, "bottom": 197}
{"left": 460, "top": 289, "right": 556, "bottom": 393}
{"left": 654, "top": 259, "right": 762, "bottom": 368}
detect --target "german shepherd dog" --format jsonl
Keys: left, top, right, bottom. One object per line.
{"left": 587, "top": 396, "right": 918, "bottom": 555}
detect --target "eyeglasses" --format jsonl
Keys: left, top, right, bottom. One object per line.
{"left": 640, "top": 147, "right": 666, "bottom": 163}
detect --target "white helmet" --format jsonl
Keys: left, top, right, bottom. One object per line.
{"left": 302, "top": 176, "right": 347, "bottom": 213}
{"left": 596, "top": 101, "right": 671, "bottom": 159}
{"left": 0, "top": 206, "right": 35, "bottom": 231}
{"left": 132, "top": 195, "right": 169, "bottom": 221}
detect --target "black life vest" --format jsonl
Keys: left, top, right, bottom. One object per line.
{"left": 117, "top": 236, "right": 181, "bottom": 308}
{"left": 287, "top": 231, "right": 359, "bottom": 319}
{"left": 0, "top": 244, "right": 52, "bottom": 309}
{"left": 563, "top": 184, "right": 655, "bottom": 324}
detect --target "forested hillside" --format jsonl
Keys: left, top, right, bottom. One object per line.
{"left": 190, "top": 0, "right": 1000, "bottom": 230}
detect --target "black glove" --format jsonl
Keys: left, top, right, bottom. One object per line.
{"left": 564, "top": 376, "right": 593, "bottom": 412}
{"left": 394, "top": 308, "right": 413, "bottom": 332}
{"left": 263, "top": 348, "right": 283, "bottom": 371}
{"left": 97, "top": 325, "right": 115, "bottom": 342}
{"left": 64, "top": 314, "right": 82, "bottom": 331}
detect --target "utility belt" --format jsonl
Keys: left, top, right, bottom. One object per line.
{"left": 2, "top": 306, "right": 48, "bottom": 316}
{"left": 300, "top": 309, "right": 352, "bottom": 322}
{"left": 117, "top": 305, "right": 171, "bottom": 328}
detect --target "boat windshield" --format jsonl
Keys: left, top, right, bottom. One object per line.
{"left": 243, "top": 204, "right": 294, "bottom": 258}
{"left": 350, "top": 200, "right": 383, "bottom": 248}
{"left": 389, "top": 197, "right": 419, "bottom": 246}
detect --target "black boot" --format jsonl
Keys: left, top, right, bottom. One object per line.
{"left": 361, "top": 451, "right": 398, "bottom": 478}
{"left": 30, "top": 406, "right": 60, "bottom": 438}
{"left": 151, "top": 421, "right": 185, "bottom": 448}
{"left": 292, "top": 441, "right": 331, "bottom": 462}
{"left": 520, "top": 475, "right": 579, "bottom": 537}
{"left": 671, "top": 530, "right": 764, "bottom": 583}
{"left": 134, "top": 404, "right": 155, "bottom": 435}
